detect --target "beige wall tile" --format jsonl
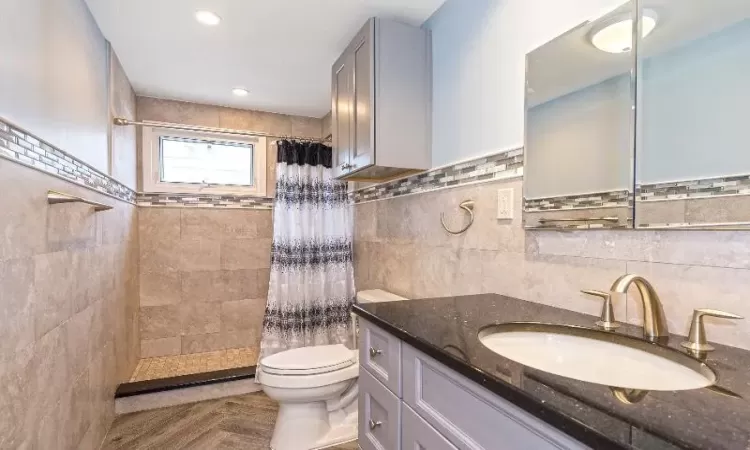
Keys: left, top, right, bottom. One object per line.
{"left": 137, "top": 97, "right": 221, "bottom": 127}
{"left": 69, "top": 371, "right": 92, "bottom": 447}
{"left": 140, "top": 305, "right": 181, "bottom": 339}
{"left": 353, "top": 241, "right": 373, "bottom": 291}
{"left": 626, "top": 261, "right": 750, "bottom": 350}
{"left": 321, "top": 111, "right": 332, "bottom": 138}
{"left": 221, "top": 298, "right": 266, "bottom": 333}
{"left": 180, "top": 302, "right": 221, "bottom": 336}
{"left": 181, "top": 209, "right": 260, "bottom": 240}
{"left": 141, "top": 337, "right": 181, "bottom": 358}
{"left": 636, "top": 199, "right": 686, "bottom": 226}
{"left": 33, "top": 250, "right": 75, "bottom": 339}
{"left": 411, "top": 245, "right": 460, "bottom": 299}
{"left": 0, "top": 159, "right": 48, "bottom": 260}
{"left": 139, "top": 208, "right": 181, "bottom": 272}
{"left": 32, "top": 323, "right": 71, "bottom": 415}
{"left": 683, "top": 195, "right": 750, "bottom": 225}
{"left": 0, "top": 258, "right": 35, "bottom": 365}
{"left": 181, "top": 269, "right": 259, "bottom": 304}
{"left": 179, "top": 238, "right": 221, "bottom": 271}
{"left": 66, "top": 305, "right": 95, "bottom": 378}
{"left": 223, "top": 330, "right": 260, "bottom": 351}
{"left": 46, "top": 202, "right": 99, "bottom": 252}
{"left": 218, "top": 107, "right": 292, "bottom": 136}
{"left": 140, "top": 270, "right": 182, "bottom": 306}
{"left": 290, "top": 116, "right": 323, "bottom": 139}
{"left": 0, "top": 341, "right": 34, "bottom": 443}
{"left": 110, "top": 52, "right": 138, "bottom": 190}
{"left": 181, "top": 333, "right": 226, "bottom": 354}
{"left": 257, "top": 268, "right": 271, "bottom": 299}
{"left": 220, "top": 238, "right": 272, "bottom": 270}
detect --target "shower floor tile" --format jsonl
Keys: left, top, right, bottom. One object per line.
{"left": 129, "top": 347, "right": 258, "bottom": 382}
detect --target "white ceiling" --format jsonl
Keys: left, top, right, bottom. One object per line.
{"left": 528, "top": 0, "right": 750, "bottom": 107}
{"left": 85, "top": 0, "right": 446, "bottom": 118}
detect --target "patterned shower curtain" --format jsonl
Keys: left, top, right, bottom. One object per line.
{"left": 258, "top": 140, "right": 356, "bottom": 366}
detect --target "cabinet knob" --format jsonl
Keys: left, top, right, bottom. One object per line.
{"left": 340, "top": 163, "right": 352, "bottom": 170}
{"left": 369, "top": 347, "right": 383, "bottom": 358}
{"left": 681, "top": 309, "right": 743, "bottom": 358}
{"left": 369, "top": 419, "right": 383, "bottom": 430}
{"left": 581, "top": 289, "right": 620, "bottom": 331}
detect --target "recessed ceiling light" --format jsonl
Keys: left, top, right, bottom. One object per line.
{"left": 232, "top": 87, "right": 249, "bottom": 97}
{"left": 590, "top": 10, "right": 658, "bottom": 54}
{"left": 195, "top": 10, "right": 221, "bottom": 26}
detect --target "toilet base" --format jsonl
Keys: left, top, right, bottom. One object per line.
{"left": 269, "top": 401, "right": 358, "bottom": 450}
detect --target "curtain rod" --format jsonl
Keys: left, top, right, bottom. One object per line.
{"left": 112, "top": 117, "right": 331, "bottom": 143}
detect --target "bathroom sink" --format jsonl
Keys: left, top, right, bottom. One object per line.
{"left": 478, "top": 323, "right": 716, "bottom": 391}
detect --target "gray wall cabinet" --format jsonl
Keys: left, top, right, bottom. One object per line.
{"left": 331, "top": 18, "right": 431, "bottom": 181}
{"left": 358, "top": 319, "right": 591, "bottom": 450}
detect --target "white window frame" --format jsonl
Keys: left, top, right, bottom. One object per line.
{"left": 142, "top": 126, "right": 266, "bottom": 196}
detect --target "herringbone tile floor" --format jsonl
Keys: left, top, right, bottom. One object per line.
{"left": 102, "top": 392, "right": 359, "bottom": 450}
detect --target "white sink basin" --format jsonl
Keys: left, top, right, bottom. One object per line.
{"left": 478, "top": 323, "right": 716, "bottom": 391}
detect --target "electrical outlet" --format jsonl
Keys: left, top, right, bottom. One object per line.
{"left": 497, "top": 188, "right": 514, "bottom": 219}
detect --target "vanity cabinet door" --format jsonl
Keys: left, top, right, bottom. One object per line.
{"left": 359, "top": 369, "right": 401, "bottom": 450}
{"left": 359, "top": 319, "right": 402, "bottom": 396}
{"left": 402, "top": 344, "right": 590, "bottom": 450}
{"left": 402, "top": 403, "right": 458, "bottom": 450}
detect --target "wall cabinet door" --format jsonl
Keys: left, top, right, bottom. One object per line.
{"left": 332, "top": 52, "right": 353, "bottom": 178}
{"left": 350, "top": 20, "right": 374, "bottom": 173}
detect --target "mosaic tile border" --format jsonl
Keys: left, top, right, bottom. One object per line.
{"left": 524, "top": 190, "right": 632, "bottom": 212}
{"left": 137, "top": 192, "right": 274, "bottom": 210}
{"left": 351, "top": 148, "right": 524, "bottom": 203}
{"left": 637, "top": 174, "right": 750, "bottom": 202}
{"left": 0, "top": 117, "right": 136, "bottom": 203}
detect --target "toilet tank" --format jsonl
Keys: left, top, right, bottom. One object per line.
{"left": 356, "top": 289, "right": 408, "bottom": 304}
{"left": 351, "top": 290, "right": 407, "bottom": 345}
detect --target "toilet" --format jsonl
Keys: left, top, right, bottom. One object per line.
{"left": 259, "top": 289, "right": 407, "bottom": 450}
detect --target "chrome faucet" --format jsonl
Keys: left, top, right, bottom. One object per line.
{"left": 610, "top": 274, "right": 668, "bottom": 342}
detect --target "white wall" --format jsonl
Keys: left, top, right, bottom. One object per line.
{"left": 424, "top": 0, "right": 632, "bottom": 167}
{"left": 525, "top": 74, "right": 632, "bottom": 198}
{"left": 0, "top": 0, "right": 110, "bottom": 173}
{"left": 638, "top": 20, "right": 750, "bottom": 184}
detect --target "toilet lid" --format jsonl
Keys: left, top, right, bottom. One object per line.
{"left": 260, "top": 344, "right": 357, "bottom": 375}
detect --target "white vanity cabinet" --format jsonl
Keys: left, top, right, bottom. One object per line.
{"left": 358, "top": 319, "right": 590, "bottom": 450}
{"left": 331, "top": 18, "right": 431, "bottom": 181}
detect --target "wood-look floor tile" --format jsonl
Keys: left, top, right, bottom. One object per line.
{"left": 102, "top": 392, "right": 359, "bottom": 450}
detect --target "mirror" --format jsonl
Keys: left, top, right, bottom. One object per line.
{"left": 634, "top": 1, "right": 750, "bottom": 229}
{"left": 523, "top": 1, "right": 637, "bottom": 229}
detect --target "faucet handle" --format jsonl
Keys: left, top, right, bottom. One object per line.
{"left": 681, "top": 309, "right": 743, "bottom": 357}
{"left": 581, "top": 289, "right": 620, "bottom": 331}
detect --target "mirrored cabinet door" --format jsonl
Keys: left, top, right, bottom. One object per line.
{"left": 523, "top": 1, "right": 637, "bottom": 229}
{"left": 634, "top": 1, "right": 750, "bottom": 229}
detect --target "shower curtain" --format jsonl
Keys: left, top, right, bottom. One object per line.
{"left": 258, "top": 140, "right": 356, "bottom": 366}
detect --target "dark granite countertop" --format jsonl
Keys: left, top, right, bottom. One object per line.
{"left": 352, "top": 295, "right": 750, "bottom": 450}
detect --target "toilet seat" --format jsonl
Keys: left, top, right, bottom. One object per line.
{"left": 260, "top": 344, "right": 359, "bottom": 389}
{"left": 261, "top": 344, "right": 357, "bottom": 375}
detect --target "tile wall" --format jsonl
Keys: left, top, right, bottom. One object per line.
{"left": 0, "top": 158, "right": 139, "bottom": 448}
{"left": 136, "top": 97, "right": 325, "bottom": 197}
{"left": 138, "top": 208, "right": 272, "bottom": 357}
{"left": 134, "top": 98, "right": 328, "bottom": 358}
{"left": 354, "top": 157, "right": 750, "bottom": 351}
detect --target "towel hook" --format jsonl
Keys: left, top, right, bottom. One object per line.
{"left": 441, "top": 200, "right": 475, "bottom": 235}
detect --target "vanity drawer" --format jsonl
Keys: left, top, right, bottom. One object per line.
{"left": 402, "top": 344, "right": 589, "bottom": 450}
{"left": 402, "top": 402, "right": 458, "bottom": 450}
{"left": 359, "top": 319, "right": 402, "bottom": 396}
{"left": 359, "top": 368, "right": 401, "bottom": 450}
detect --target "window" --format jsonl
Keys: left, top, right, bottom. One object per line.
{"left": 142, "top": 127, "right": 266, "bottom": 195}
